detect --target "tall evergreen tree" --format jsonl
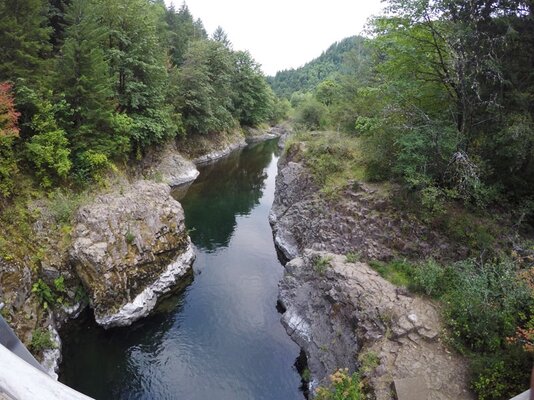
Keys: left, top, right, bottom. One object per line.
{"left": 93, "top": 0, "right": 176, "bottom": 148}
{"left": 0, "top": 0, "right": 51, "bottom": 84}
{"left": 56, "top": 0, "right": 130, "bottom": 175}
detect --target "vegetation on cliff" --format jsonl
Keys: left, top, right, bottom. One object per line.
{"left": 0, "top": 0, "right": 282, "bottom": 359}
{"left": 275, "top": 1, "right": 534, "bottom": 398}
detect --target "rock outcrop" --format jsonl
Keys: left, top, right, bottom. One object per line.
{"left": 270, "top": 148, "right": 467, "bottom": 262}
{"left": 244, "top": 125, "right": 288, "bottom": 144}
{"left": 193, "top": 137, "right": 247, "bottom": 165}
{"left": 271, "top": 142, "right": 473, "bottom": 398}
{"left": 69, "top": 180, "right": 194, "bottom": 328}
{"left": 141, "top": 141, "right": 199, "bottom": 187}
{"left": 279, "top": 250, "right": 472, "bottom": 399}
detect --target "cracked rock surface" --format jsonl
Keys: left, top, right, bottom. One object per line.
{"left": 279, "top": 250, "right": 472, "bottom": 399}
{"left": 69, "top": 180, "right": 194, "bottom": 327}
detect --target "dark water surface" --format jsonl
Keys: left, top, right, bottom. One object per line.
{"left": 59, "top": 139, "right": 303, "bottom": 400}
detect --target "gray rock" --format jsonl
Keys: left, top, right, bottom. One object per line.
{"left": 193, "top": 137, "right": 247, "bottom": 165}
{"left": 141, "top": 142, "right": 199, "bottom": 187}
{"left": 278, "top": 251, "right": 473, "bottom": 399}
{"left": 69, "top": 180, "right": 194, "bottom": 328}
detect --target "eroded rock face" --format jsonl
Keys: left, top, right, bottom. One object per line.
{"left": 270, "top": 149, "right": 467, "bottom": 262}
{"left": 279, "top": 250, "right": 472, "bottom": 399}
{"left": 69, "top": 180, "right": 194, "bottom": 328}
{"left": 141, "top": 141, "right": 199, "bottom": 187}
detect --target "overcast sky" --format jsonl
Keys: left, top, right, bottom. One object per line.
{"left": 165, "top": 0, "right": 385, "bottom": 76}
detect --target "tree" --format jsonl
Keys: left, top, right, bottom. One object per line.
{"left": 92, "top": 0, "right": 176, "bottom": 148}
{"left": 165, "top": 3, "right": 207, "bottom": 67}
{"left": 26, "top": 98, "right": 71, "bottom": 188}
{"left": 231, "top": 51, "right": 274, "bottom": 126}
{"left": 178, "top": 39, "right": 235, "bottom": 134}
{"left": 0, "top": 0, "right": 51, "bottom": 84}
{"left": 0, "top": 83, "right": 20, "bottom": 197}
{"left": 213, "top": 26, "right": 231, "bottom": 48}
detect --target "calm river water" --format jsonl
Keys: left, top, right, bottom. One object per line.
{"left": 59, "top": 139, "right": 303, "bottom": 400}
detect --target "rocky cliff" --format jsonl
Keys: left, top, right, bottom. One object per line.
{"left": 271, "top": 144, "right": 473, "bottom": 399}
{"left": 69, "top": 181, "right": 194, "bottom": 328}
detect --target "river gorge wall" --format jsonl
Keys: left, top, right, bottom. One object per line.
{"left": 270, "top": 143, "right": 473, "bottom": 399}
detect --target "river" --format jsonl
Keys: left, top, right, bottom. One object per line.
{"left": 59, "top": 139, "right": 304, "bottom": 400}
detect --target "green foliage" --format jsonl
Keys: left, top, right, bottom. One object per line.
{"left": 0, "top": 0, "right": 51, "bottom": 84}
{"left": 443, "top": 259, "right": 532, "bottom": 354}
{"left": 368, "top": 259, "right": 415, "bottom": 288}
{"left": 345, "top": 252, "right": 360, "bottom": 263}
{"left": 30, "top": 328, "right": 56, "bottom": 352}
{"left": 47, "top": 189, "right": 82, "bottom": 225}
{"left": 301, "top": 368, "right": 311, "bottom": 383}
{"left": 314, "top": 255, "right": 332, "bottom": 275}
{"left": 0, "top": 136, "right": 18, "bottom": 197}
{"left": 32, "top": 279, "right": 55, "bottom": 309}
{"left": 470, "top": 347, "right": 531, "bottom": 400}
{"left": 358, "top": 351, "right": 380, "bottom": 374}
{"left": 268, "top": 36, "right": 366, "bottom": 98}
{"left": 315, "top": 369, "right": 363, "bottom": 400}
{"left": 269, "top": 98, "right": 292, "bottom": 124}
{"left": 295, "top": 97, "right": 328, "bottom": 130}
{"left": 125, "top": 231, "right": 135, "bottom": 245}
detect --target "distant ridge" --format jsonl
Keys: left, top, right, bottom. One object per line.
{"left": 267, "top": 36, "right": 365, "bottom": 98}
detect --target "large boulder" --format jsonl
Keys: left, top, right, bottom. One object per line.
{"left": 69, "top": 181, "right": 194, "bottom": 328}
{"left": 279, "top": 250, "right": 472, "bottom": 399}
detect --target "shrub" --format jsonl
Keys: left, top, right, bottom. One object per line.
{"left": 30, "top": 328, "right": 55, "bottom": 352}
{"left": 314, "top": 255, "right": 332, "bottom": 275}
{"left": 470, "top": 347, "right": 531, "bottom": 400}
{"left": 315, "top": 369, "right": 362, "bottom": 400}
{"left": 295, "top": 98, "right": 328, "bottom": 130}
{"left": 345, "top": 252, "right": 361, "bottom": 263}
{"left": 32, "top": 279, "right": 55, "bottom": 309}
{"left": 443, "top": 259, "right": 533, "bottom": 354}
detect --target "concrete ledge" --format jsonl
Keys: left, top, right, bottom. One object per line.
{"left": 510, "top": 390, "right": 531, "bottom": 400}
{"left": 0, "top": 344, "right": 93, "bottom": 400}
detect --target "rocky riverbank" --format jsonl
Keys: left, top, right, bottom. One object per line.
{"left": 271, "top": 140, "right": 473, "bottom": 399}
{"left": 0, "top": 125, "right": 286, "bottom": 378}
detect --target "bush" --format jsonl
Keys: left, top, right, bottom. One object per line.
{"left": 443, "top": 259, "right": 532, "bottom": 354}
{"left": 470, "top": 347, "right": 531, "bottom": 400}
{"left": 315, "top": 369, "right": 363, "bottom": 400}
{"left": 30, "top": 328, "right": 55, "bottom": 352}
{"left": 295, "top": 98, "right": 328, "bottom": 130}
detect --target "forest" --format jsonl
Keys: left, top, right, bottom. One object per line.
{"left": 0, "top": 0, "right": 279, "bottom": 193}
{"left": 276, "top": 1, "right": 534, "bottom": 399}
{"left": 1, "top": 0, "right": 534, "bottom": 399}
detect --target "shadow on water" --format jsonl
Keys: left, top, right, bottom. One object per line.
{"left": 59, "top": 138, "right": 303, "bottom": 400}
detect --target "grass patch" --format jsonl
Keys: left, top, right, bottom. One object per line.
{"left": 368, "top": 259, "right": 415, "bottom": 288}
{"left": 314, "top": 255, "right": 333, "bottom": 275}
{"left": 30, "top": 328, "right": 56, "bottom": 352}
{"left": 287, "top": 131, "right": 367, "bottom": 197}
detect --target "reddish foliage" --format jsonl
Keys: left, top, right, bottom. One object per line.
{"left": 0, "top": 82, "right": 20, "bottom": 137}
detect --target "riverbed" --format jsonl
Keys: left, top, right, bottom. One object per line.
{"left": 59, "top": 139, "right": 303, "bottom": 400}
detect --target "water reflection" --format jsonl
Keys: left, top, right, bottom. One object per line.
{"left": 176, "top": 140, "right": 280, "bottom": 252}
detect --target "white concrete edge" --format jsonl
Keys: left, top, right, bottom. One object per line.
{"left": 0, "top": 344, "right": 93, "bottom": 400}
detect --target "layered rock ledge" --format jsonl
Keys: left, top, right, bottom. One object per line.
{"left": 279, "top": 250, "right": 472, "bottom": 400}
{"left": 271, "top": 142, "right": 473, "bottom": 399}
{"left": 69, "top": 180, "right": 194, "bottom": 328}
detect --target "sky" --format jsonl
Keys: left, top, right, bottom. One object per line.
{"left": 165, "top": 0, "right": 385, "bottom": 76}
